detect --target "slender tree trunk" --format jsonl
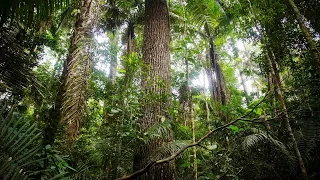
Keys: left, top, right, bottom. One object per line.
{"left": 263, "top": 110, "right": 271, "bottom": 131}
{"left": 124, "top": 22, "right": 136, "bottom": 86}
{"left": 203, "top": 69, "right": 211, "bottom": 125}
{"left": 108, "top": 30, "right": 119, "bottom": 84}
{"left": 133, "top": 0, "right": 176, "bottom": 179}
{"left": 127, "top": 23, "right": 134, "bottom": 54}
{"left": 191, "top": 110, "right": 197, "bottom": 180}
{"left": 262, "top": 34, "right": 308, "bottom": 180}
{"left": 247, "top": 0, "right": 308, "bottom": 178}
{"left": 204, "top": 23, "right": 228, "bottom": 108}
{"left": 181, "top": 1, "right": 197, "bottom": 177}
{"left": 288, "top": 0, "right": 320, "bottom": 72}
{"left": 216, "top": 63, "right": 228, "bottom": 106}
{"left": 205, "top": 57, "right": 216, "bottom": 103}
{"left": 240, "top": 71, "right": 250, "bottom": 106}
{"left": 267, "top": 72, "right": 277, "bottom": 117}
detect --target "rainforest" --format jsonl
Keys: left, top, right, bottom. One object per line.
{"left": 0, "top": 0, "right": 320, "bottom": 179}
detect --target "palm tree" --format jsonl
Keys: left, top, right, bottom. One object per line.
{"left": 61, "top": 0, "right": 94, "bottom": 144}
{"left": 133, "top": 0, "right": 176, "bottom": 179}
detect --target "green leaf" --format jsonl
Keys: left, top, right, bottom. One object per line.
{"left": 229, "top": 125, "right": 239, "bottom": 133}
{"left": 254, "top": 108, "right": 262, "bottom": 116}
{"left": 181, "top": 162, "right": 192, "bottom": 168}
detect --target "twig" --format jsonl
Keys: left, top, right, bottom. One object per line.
{"left": 116, "top": 92, "right": 270, "bottom": 180}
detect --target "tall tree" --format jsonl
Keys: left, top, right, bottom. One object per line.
{"left": 43, "top": 0, "right": 95, "bottom": 146}
{"left": 61, "top": 0, "right": 94, "bottom": 144}
{"left": 133, "top": 0, "right": 176, "bottom": 179}
{"left": 288, "top": 0, "right": 320, "bottom": 72}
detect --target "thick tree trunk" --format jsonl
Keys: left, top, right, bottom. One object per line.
{"left": 288, "top": 0, "right": 320, "bottom": 72}
{"left": 43, "top": 0, "right": 93, "bottom": 146}
{"left": 133, "top": 0, "right": 176, "bottom": 179}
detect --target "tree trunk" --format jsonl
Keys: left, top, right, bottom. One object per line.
{"left": 267, "top": 72, "right": 277, "bottom": 117}
{"left": 108, "top": 30, "right": 119, "bottom": 84}
{"left": 216, "top": 63, "right": 228, "bottom": 106}
{"left": 62, "top": 0, "right": 93, "bottom": 143}
{"left": 124, "top": 22, "right": 136, "bottom": 87}
{"left": 288, "top": 0, "right": 320, "bottom": 72}
{"left": 262, "top": 34, "right": 308, "bottom": 180}
{"left": 181, "top": 2, "right": 197, "bottom": 177}
{"left": 133, "top": 0, "right": 176, "bottom": 179}
{"left": 246, "top": 1, "right": 308, "bottom": 177}
{"left": 191, "top": 105, "right": 197, "bottom": 180}
{"left": 204, "top": 23, "right": 228, "bottom": 107}
{"left": 240, "top": 71, "right": 250, "bottom": 106}
{"left": 43, "top": 0, "right": 93, "bottom": 145}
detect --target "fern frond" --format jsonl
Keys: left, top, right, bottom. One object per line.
{"left": 143, "top": 120, "right": 173, "bottom": 144}
{"left": 242, "top": 132, "right": 288, "bottom": 155}
{"left": 296, "top": 120, "right": 320, "bottom": 162}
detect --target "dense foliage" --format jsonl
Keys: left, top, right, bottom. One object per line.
{"left": 1, "top": 0, "right": 319, "bottom": 179}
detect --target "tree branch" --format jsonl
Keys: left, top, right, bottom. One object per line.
{"left": 117, "top": 92, "right": 270, "bottom": 180}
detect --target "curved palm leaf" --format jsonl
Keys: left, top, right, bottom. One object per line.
{"left": 0, "top": 106, "right": 44, "bottom": 179}
{"left": 0, "top": 27, "right": 44, "bottom": 97}
{"left": 0, "top": 0, "right": 70, "bottom": 28}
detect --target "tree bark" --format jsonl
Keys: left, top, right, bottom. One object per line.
{"left": 62, "top": 0, "right": 93, "bottom": 143}
{"left": 43, "top": 0, "right": 93, "bottom": 146}
{"left": 288, "top": 0, "right": 320, "bottom": 72}
{"left": 133, "top": 0, "right": 176, "bottom": 179}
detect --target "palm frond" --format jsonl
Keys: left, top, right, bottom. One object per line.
{"left": 0, "top": 0, "right": 70, "bottom": 28}
{"left": 143, "top": 120, "right": 173, "bottom": 144}
{"left": 0, "top": 106, "right": 43, "bottom": 179}
{"left": 149, "top": 140, "right": 191, "bottom": 162}
{"left": 0, "top": 27, "right": 42, "bottom": 95}
{"left": 242, "top": 132, "right": 288, "bottom": 155}
{"left": 186, "top": 0, "right": 222, "bottom": 33}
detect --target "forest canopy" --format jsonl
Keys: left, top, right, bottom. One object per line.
{"left": 0, "top": 0, "right": 320, "bottom": 179}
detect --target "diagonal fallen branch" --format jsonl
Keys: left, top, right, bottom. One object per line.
{"left": 117, "top": 92, "right": 270, "bottom": 180}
